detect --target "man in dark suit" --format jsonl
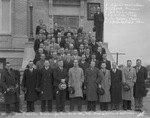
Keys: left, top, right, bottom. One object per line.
{"left": 89, "top": 36, "right": 99, "bottom": 53}
{"left": 85, "top": 48, "right": 91, "bottom": 63}
{"left": 78, "top": 44, "right": 85, "bottom": 57}
{"left": 53, "top": 60, "right": 68, "bottom": 112}
{"left": 96, "top": 46, "right": 106, "bottom": 62}
{"left": 22, "top": 61, "right": 38, "bottom": 112}
{"left": 64, "top": 53, "right": 74, "bottom": 72}
{"left": 56, "top": 32, "right": 66, "bottom": 48}
{"left": 34, "top": 34, "right": 44, "bottom": 53}
{"left": 38, "top": 60, "right": 53, "bottom": 112}
{"left": 134, "top": 59, "right": 147, "bottom": 112}
{"left": 100, "top": 53, "right": 111, "bottom": 70}
{"left": 36, "top": 19, "right": 43, "bottom": 35}
{"left": 89, "top": 53, "right": 100, "bottom": 69}
{"left": 110, "top": 62, "right": 122, "bottom": 110}
{"left": 53, "top": 23, "right": 61, "bottom": 39}
{"left": 94, "top": 7, "right": 104, "bottom": 42}
{"left": 1, "top": 62, "right": 20, "bottom": 114}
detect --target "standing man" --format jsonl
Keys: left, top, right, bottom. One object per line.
{"left": 53, "top": 60, "right": 68, "bottom": 112}
{"left": 38, "top": 60, "right": 53, "bottom": 112}
{"left": 68, "top": 60, "right": 84, "bottom": 112}
{"left": 97, "top": 62, "right": 111, "bottom": 111}
{"left": 110, "top": 62, "right": 122, "bottom": 110}
{"left": 134, "top": 59, "right": 147, "bottom": 112}
{"left": 100, "top": 53, "right": 111, "bottom": 70}
{"left": 36, "top": 53, "right": 45, "bottom": 70}
{"left": 94, "top": 7, "right": 104, "bottom": 42}
{"left": 36, "top": 19, "right": 43, "bottom": 35}
{"left": 84, "top": 61, "right": 100, "bottom": 111}
{"left": 1, "top": 62, "right": 20, "bottom": 114}
{"left": 22, "top": 61, "right": 38, "bottom": 112}
{"left": 122, "top": 60, "right": 136, "bottom": 110}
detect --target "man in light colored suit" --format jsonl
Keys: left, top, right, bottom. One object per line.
{"left": 122, "top": 60, "right": 136, "bottom": 110}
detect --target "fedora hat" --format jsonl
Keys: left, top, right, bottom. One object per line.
{"left": 58, "top": 83, "right": 67, "bottom": 90}
{"left": 68, "top": 86, "right": 75, "bottom": 94}
{"left": 123, "top": 83, "right": 130, "bottom": 91}
{"left": 97, "top": 87, "right": 105, "bottom": 95}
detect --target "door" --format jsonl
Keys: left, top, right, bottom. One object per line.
{"left": 54, "top": 15, "right": 79, "bottom": 31}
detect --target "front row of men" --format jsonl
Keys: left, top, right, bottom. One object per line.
{"left": 1, "top": 59, "right": 147, "bottom": 113}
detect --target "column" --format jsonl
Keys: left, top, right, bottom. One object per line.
{"left": 49, "top": 0, "right": 54, "bottom": 28}
{"left": 79, "top": 0, "right": 85, "bottom": 27}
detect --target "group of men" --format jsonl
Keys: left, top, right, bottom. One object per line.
{"left": 0, "top": 7, "right": 148, "bottom": 114}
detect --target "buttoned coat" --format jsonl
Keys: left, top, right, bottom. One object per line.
{"left": 38, "top": 67, "right": 53, "bottom": 100}
{"left": 122, "top": 67, "right": 136, "bottom": 100}
{"left": 97, "top": 69, "right": 111, "bottom": 102}
{"left": 68, "top": 67, "right": 84, "bottom": 98}
{"left": 1, "top": 69, "right": 19, "bottom": 104}
{"left": 85, "top": 67, "right": 100, "bottom": 101}
{"left": 22, "top": 69, "right": 38, "bottom": 102}
{"left": 133, "top": 66, "right": 147, "bottom": 98}
{"left": 110, "top": 69, "right": 122, "bottom": 103}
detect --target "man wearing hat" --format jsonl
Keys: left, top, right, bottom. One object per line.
{"left": 94, "top": 7, "right": 104, "bottom": 42}
{"left": 68, "top": 60, "right": 84, "bottom": 112}
{"left": 84, "top": 61, "right": 100, "bottom": 111}
{"left": 1, "top": 62, "right": 20, "bottom": 114}
{"left": 122, "top": 60, "right": 136, "bottom": 110}
{"left": 53, "top": 60, "right": 68, "bottom": 112}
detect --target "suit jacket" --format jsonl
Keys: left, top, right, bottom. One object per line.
{"left": 85, "top": 54, "right": 91, "bottom": 63}
{"left": 78, "top": 49, "right": 85, "bottom": 57}
{"left": 34, "top": 39, "right": 44, "bottom": 53}
{"left": 56, "top": 37, "right": 66, "bottom": 48}
{"left": 49, "top": 58, "right": 59, "bottom": 69}
{"left": 54, "top": 28, "right": 61, "bottom": 39}
{"left": 94, "top": 12, "right": 104, "bottom": 26}
{"left": 79, "top": 61, "right": 90, "bottom": 74}
{"left": 64, "top": 59, "right": 74, "bottom": 72}
{"left": 99, "top": 60, "right": 111, "bottom": 70}
{"left": 89, "top": 42, "right": 99, "bottom": 53}
{"left": 53, "top": 67, "right": 68, "bottom": 87}
{"left": 22, "top": 68, "right": 38, "bottom": 101}
{"left": 36, "top": 25, "right": 42, "bottom": 35}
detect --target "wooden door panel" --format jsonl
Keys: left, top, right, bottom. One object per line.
{"left": 66, "top": 16, "right": 79, "bottom": 30}
{"left": 54, "top": 16, "right": 66, "bottom": 30}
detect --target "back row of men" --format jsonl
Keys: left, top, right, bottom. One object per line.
{"left": 1, "top": 58, "right": 147, "bottom": 114}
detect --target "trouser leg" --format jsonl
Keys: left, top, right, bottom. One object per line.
{"left": 27, "top": 101, "right": 31, "bottom": 112}
{"left": 104, "top": 102, "right": 108, "bottom": 111}
{"left": 123, "top": 100, "right": 127, "bottom": 110}
{"left": 91, "top": 101, "right": 96, "bottom": 111}
{"left": 87, "top": 101, "right": 91, "bottom": 111}
{"left": 14, "top": 102, "right": 20, "bottom": 112}
{"left": 48, "top": 100, "right": 52, "bottom": 112}
{"left": 60, "top": 90, "right": 66, "bottom": 111}
{"left": 5, "top": 104, "right": 11, "bottom": 113}
{"left": 55, "top": 88, "right": 61, "bottom": 112}
{"left": 77, "top": 97, "right": 82, "bottom": 111}
{"left": 70, "top": 98, "right": 75, "bottom": 112}
{"left": 100, "top": 102, "right": 104, "bottom": 111}
{"left": 41, "top": 100, "right": 46, "bottom": 112}
{"left": 127, "top": 100, "right": 131, "bottom": 110}
{"left": 139, "top": 97, "right": 143, "bottom": 109}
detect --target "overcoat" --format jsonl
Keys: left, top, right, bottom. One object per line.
{"left": 122, "top": 67, "right": 136, "bottom": 100}
{"left": 38, "top": 67, "right": 53, "bottom": 100}
{"left": 68, "top": 67, "right": 84, "bottom": 98}
{"left": 133, "top": 66, "right": 147, "bottom": 98}
{"left": 110, "top": 69, "right": 122, "bottom": 103}
{"left": 1, "top": 69, "right": 19, "bottom": 104}
{"left": 97, "top": 69, "right": 111, "bottom": 102}
{"left": 22, "top": 69, "right": 38, "bottom": 102}
{"left": 85, "top": 67, "right": 100, "bottom": 101}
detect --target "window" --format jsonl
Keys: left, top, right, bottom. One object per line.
{"left": 53, "top": 0, "right": 80, "bottom": 6}
{"left": 0, "top": 0, "right": 11, "bottom": 34}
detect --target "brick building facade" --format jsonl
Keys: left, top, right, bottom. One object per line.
{"left": 0, "top": 0, "right": 104, "bottom": 71}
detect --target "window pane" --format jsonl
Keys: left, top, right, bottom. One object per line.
{"left": 1, "top": 0, "right": 11, "bottom": 33}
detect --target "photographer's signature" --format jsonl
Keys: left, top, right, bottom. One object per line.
{"left": 137, "top": 111, "right": 145, "bottom": 117}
